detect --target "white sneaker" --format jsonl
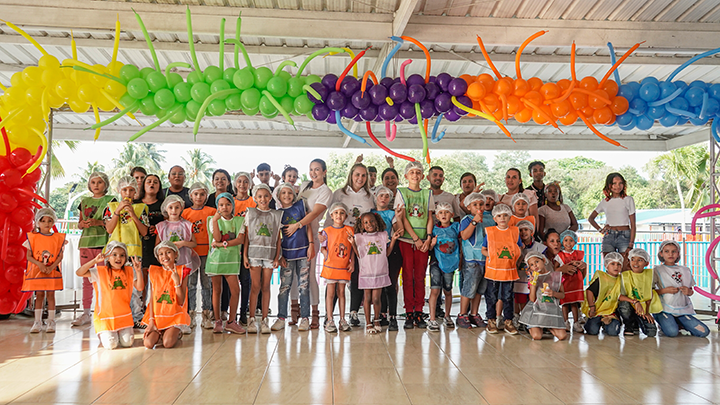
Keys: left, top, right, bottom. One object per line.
{"left": 29, "top": 322, "right": 42, "bottom": 333}
{"left": 247, "top": 317, "right": 258, "bottom": 333}
{"left": 179, "top": 324, "right": 192, "bottom": 335}
{"left": 46, "top": 320, "right": 56, "bottom": 333}
{"left": 339, "top": 318, "right": 352, "bottom": 332}
{"left": 512, "top": 314, "right": 520, "bottom": 328}
{"left": 298, "top": 317, "right": 310, "bottom": 331}
{"left": 201, "top": 310, "right": 214, "bottom": 329}
{"left": 565, "top": 320, "right": 571, "bottom": 331}
{"left": 71, "top": 313, "right": 91, "bottom": 326}
{"left": 189, "top": 314, "right": 197, "bottom": 329}
{"left": 573, "top": 321, "right": 584, "bottom": 333}
{"left": 260, "top": 318, "right": 271, "bottom": 334}
{"left": 271, "top": 318, "right": 285, "bottom": 331}
{"left": 325, "top": 319, "right": 337, "bottom": 333}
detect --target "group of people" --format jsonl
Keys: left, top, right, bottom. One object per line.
{"left": 19, "top": 158, "right": 710, "bottom": 350}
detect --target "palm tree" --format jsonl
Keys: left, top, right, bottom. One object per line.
{"left": 182, "top": 149, "right": 216, "bottom": 186}
{"left": 48, "top": 140, "right": 80, "bottom": 179}
{"left": 77, "top": 161, "right": 107, "bottom": 186}
{"left": 109, "top": 143, "right": 167, "bottom": 190}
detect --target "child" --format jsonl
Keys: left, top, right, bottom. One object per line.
{"left": 273, "top": 183, "right": 314, "bottom": 331}
{"left": 243, "top": 184, "right": 283, "bottom": 334}
{"left": 653, "top": 240, "right": 710, "bottom": 338}
{"left": 22, "top": 208, "right": 67, "bottom": 333}
{"left": 320, "top": 203, "right": 355, "bottom": 333}
{"left": 371, "top": 186, "right": 403, "bottom": 331}
{"left": 518, "top": 251, "right": 567, "bottom": 341}
{"left": 481, "top": 204, "right": 522, "bottom": 334}
{"left": 182, "top": 182, "right": 217, "bottom": 329}
{"left": 76, "top": 241, "right": 144, "bottom": 349}
{"left": 350, "top": 212, "right": 401, "bottom": 333}
{"left": 281, "top": 165, "right": 301, "bottom": 194}
{"left": 514, "top": 220, "right": 546, "bottom": 327}
{"left": 104, "top": 176, "right": 149, "bottom": 257}
{"left": 555, "top": 230, "right": 587, "bottom": 333}
{"left": 142, "top": 241, "right": 191, "bottom": 348}
{"left": 544, "top": 229, "right": 561, "bottom": 263}
{"left": 458, "top": 193, "right": 494, "bottom": 329}
{"left": 618, "top": 248, "right": 661, "bottom": 337}
{"left": 588, "top": 173, "right": 636, "bottom": 265}
{"left": 508, "top": 193, "right": 535, "bottom": 228}
{"left": 206, "top": 192, "right": 246, "bottom": 334}
{"left": 428, "top": 202, "right": 460, "bottom": 331}
{"left": 73, "top": 172, "right": 115, "bottom": 327}
{"left": 480, "top": 189, "right": 498, "bottom": 223}
{"left": 582, "top": 252, "right": 623, "bottom": 336}
{"left": 234, "top": 172, "right": 256, "bottom": 217}
{"left": 394, "top": 161, "right": 434, "bottom": 329}
{"left": 538, "top": 183, "right": 577, "bottom": 239}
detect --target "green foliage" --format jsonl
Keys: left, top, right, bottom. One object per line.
{"left": 109, "top": 143, "right": 167, "bottom": 191}
{"left": 182, "top": 149, "right": 216, "bottom": 186}
{"left": 48, "top": 182, "right": 76, "bottom": 216}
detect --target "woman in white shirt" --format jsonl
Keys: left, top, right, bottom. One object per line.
{"left": 538, "top": 183, "right": 578, "bottom": 239}
{"left": 500, "top": 168, "right": 538, "bottom": 224}
{"left": 587, "top": 173, "right": 636, "bottom": 265}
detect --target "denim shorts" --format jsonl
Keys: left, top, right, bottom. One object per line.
{"left": 460, "top": 261, "right": 487, "bottom": 299}
{"left": 429, "top": 264, "right": 454, "bottom": 291}
{"left": 602, "top": 229, "right": 631, "bottom": 253}
{"left": 248, "top": 258, "right": 274, "bottom": 268}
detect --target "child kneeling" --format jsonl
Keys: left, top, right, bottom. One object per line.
{"left": 618, "top": 248, "right": 661, "bottom": 337}
{"left": 518, "top": 251, "right": 567, "bottom": 340}
{"left": 582, "top": 253, "right": 623, "bottom": 336}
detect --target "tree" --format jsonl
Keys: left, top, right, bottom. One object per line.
{"left": 77, "top": 161, "right": 107, "bottom": 187}
{"left": 486, "top": 150, "right": 531, "bottom": 192}
{"left": 48, "top": 182, "right": 76, "bottom": 217}
{"left": 647, "top": 145, "right": 709, "bottom": 212}
{"left": 182, "top": 149, "right": 216, "bottom": 186}
{"left": 109, "top": 143, "right": 167, "bottom": 190}
{"left": 47, "top": 140, "right": 80, "bottom": 179}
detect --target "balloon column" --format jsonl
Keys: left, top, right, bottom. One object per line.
{"left": 691, "top": 205, "right": 720, "bottom": 326}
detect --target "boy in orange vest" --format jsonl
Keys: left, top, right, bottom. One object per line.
{"left": 481, "top": 204, "right": 523, "bottom": 334}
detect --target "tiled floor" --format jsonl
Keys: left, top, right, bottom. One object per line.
{"left": 0, "top": 312, "right": 718, "bottom": 405}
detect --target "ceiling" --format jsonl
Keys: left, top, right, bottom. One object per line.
{"left": 2, "top": 0, "right": 720, "bottom": 151}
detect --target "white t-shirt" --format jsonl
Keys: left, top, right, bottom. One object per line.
{"left": 594, "top": 196, "right": 635, "bottom": 227}
{"left": 326, "top": 186, "right": 375, "bottom": 227}
{"left": 431, "top": 190, "right": 462, "bottom": 219}
{"left": 653, "top": 264, "right": 696, "bottom": 316}
{"left": 538, "top": 204, "right": 573, "bottom": 234}
{"left": 500, "top": 189, "right": 538, "bottom": 207}
{"left": 297, "top": 181, "right": 332, "bottom": 235}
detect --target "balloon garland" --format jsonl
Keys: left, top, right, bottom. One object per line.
{"left": 3, "top": 10, "right": 720, "bottom": 313}
{"left": 691, "top": 205, "right": 720, "bottom": 326}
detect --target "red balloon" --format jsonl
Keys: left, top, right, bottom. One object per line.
{"left": 0, "top": 168, "right": 22, "bottom": 188}
{"left": 0, "top": 222, "right": 24, "bottom": 242}
{"left": 23, "top": 168, "right": 42, "bottom": 186}
{"left": 0, "top": 157, "right": 11, "bottom": 173}
{"left": 5, "top": 244, "right": 26, "bottom": 264}
{"left": 0, "top": 192, "right": 18, "bottom": 212}
{"left": 0, "top": 296, "right": 19, "bottom": 314}
{"left": 0, "top": 275, "right": 10, "bottom": 292}
{"left": 4, "top": 264, "right": 24, "bottom": 284}
{"left": 9, "top": 148, "right": 32, "bottom": 168}
{"left": 10, "top": 206, "right": 34, "bottom": 227}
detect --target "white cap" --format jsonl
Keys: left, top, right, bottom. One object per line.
{"left": 117, "top": 175, "right": 139, "bottom": 196}
{"left": 628, "top": 248, "right": 650, "bottom": 263}
{"left": 161, "top": 195, "right": 185, "bottom": 217}
{"left": 435, "top": 202, "right": 453, "bottom": 214}
{"left": 34, "top": 207, "right": 57, "bottom": 225}
{"left": 525, "top": 250, "right": 548, "bottom": 265}
{"left": 374, "top": 186, "right": 392, "bottom": 199}
{"left": 329, "top": 202, "right": 348, "bottom": 216}
{"left": 658, "top": 240, "right": 681, "bottom": 262}
{"left": 104, "top": 241, "right": 129, "bottom": 265}
{"left": 492, "top": 203, "right": 512, "bottom": 217}
{"left": 463, "top": 192, "right": 486, "bottom": 207}
{"left": 154, "top": 240, "right": 179, "bottom": 259}
{"left": 189, "top": 182, "right": 210, "bottom": 197}
{"left": 274, "top": 182, "right": 298, "bottom": 205}
{"left": 604, "top": 252, "right": 624, "bottom": 268}
{"left": 235, "top": 171, "right": 252, "bottom": 184}
{"left": 511, "top": 192, "right": 530, "bottom": 208}
{"left": 481, "top": 189, "right": 498, "bottom": 202}
{"left": 87, "top": 172, "right": 109, "bottom": 194}
{"left": 404, "top": 161, "right": 424, "bottom": 175}
{"left": 252, "top": 183, "right": 272, "bottom": 196}
{"left": 516, "top": 220, "right": 534, "bottom": 232}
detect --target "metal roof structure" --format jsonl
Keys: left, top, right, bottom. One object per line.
{"left": 2, "top": 0, "right": 720, "bottom": 151}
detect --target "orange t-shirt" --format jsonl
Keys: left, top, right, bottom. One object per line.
{"left": 92, "top": 265, "right": 134, "bottom": 333}
{"left": 142, "top": 265, "right": 191, "bottom": 330}
{"left": 485, "top": 226, "right": 521, "bottom": 282}
{"left": 234, "top": 196, "right": 256, "bottom": 217}
{"left": 21, "top": 232, "right": 66, "bottom": 292}
{"left": 508, "top": 214, "right": 535, "bottom": 228}
{"left": 182, "top": 206, "right": 217, "bottom": 256}
{"left": 321, "top": 225, "right": 354, "bottom": 281}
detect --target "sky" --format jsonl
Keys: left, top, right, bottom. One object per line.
{"left": 51, "top": 141, "right": 666, "bottom": 187}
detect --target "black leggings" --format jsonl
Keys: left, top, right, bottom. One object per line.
{"left": 220, "top": 261, "right": 252, "bottom": 320}
{"left": 381, "top": 244, "right": 403, "bottom": 316}
{"left": 349, "top": 256, "right": 363, "bottom": 312}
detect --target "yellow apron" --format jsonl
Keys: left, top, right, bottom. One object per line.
{"left": 621, "top": 268, "right": 663, "bottom": 314}
{"left": 106, "top": 202, "right": 147, "bottom": 257}
{"left": 582, "top": 270, "right": 622, "bottom": 317}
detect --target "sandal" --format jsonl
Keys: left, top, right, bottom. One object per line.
{"left": 373, "top": 319, "right": 382, "bottom": 332}
{"left": 310, "top": 309, "right": 320, "bottom": 329}
{"left": 366, "top": 324, "right": 378, "bottom": 334}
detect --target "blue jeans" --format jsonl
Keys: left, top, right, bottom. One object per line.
{"left": 278, "top": 258, "right": 310, "bottom": 319}
{"left": 187, "top": 256, "right": 212, "bottom": 312}
{"left": 485, "top": 280, "right": 513, "bottom": 320}
{"left": 617, "top": 301, "right": 657, "bottom": 336}
{"left": 130, "top": 287, "right": 145, "bottom": 323}
{"left": 584, "top": 316, "right": 621, "bottom": 336}
{"left": 429, "top": 263, "right": 454, "bottom": 291}
{"left": 460, "top": 261, "right": 486, "bottom": 299}
{"left": 602, "top": 230, "right": 631, "bottom": 253}
{"left": 653, "top": 312, "right": 710, "bottom": 338}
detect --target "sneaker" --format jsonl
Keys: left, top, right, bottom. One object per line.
{"left": 457, "top": 315, "right": 472, "bottom": 329}
{"left": 179, "top": 324, "right": 192, "bottom": 335}
{"left": 260, "top": 318, "right": 271, "bottom": 334}
{"left": 504, "top": 319, "right": 518, "bottom": 335}
{"left": 427, "top": 319, "right": 441, "bottom": 331}
{"left": 189, "top": 314, "right": 197, "bottom": 329}
{"left": 624, "top": 328, "right": 635, "bottom": 336}
{"left": 71, "top": 313, "right": 91, "bottom": 327}
{"left": 436, "top": 307, "right": 445, "bottom": 319}
{"left": 444, "top": 316, "right": 455, "bottom": 329}
{"left": 201, "top": 310, "right": 214, "bottom": 329}
{"left": 379, "top": 314, "right": 389, "bottom": 326}
{"left": 573, "top": 321, "right": 584, "bottom": 334}
{"left": 325, "top": 319, "right": 337, "bottom": 333}
{"left": 565, "top": 320, "right": 571, "bottom": 331}
{"left": 414, "top": 312, "right": 427, "bottom": 329}
{"left": 221, "top": 311, "right": 229, "bottom": 321}
{"left": 29, "top": 321, "right": 43, "bottom": 333}
{"left": 213, "top": 320, "right": 223, "bottom": 333}
{"left": 487, "top": 319, "right": 499, "bottom": 334}
{"left": 134, "top": 321, "right": 146, "bottom": 330}
{"left": 271, "top": 318, "right": 285, "bottom": 331}
{"left": 512, "top": 314, "right": 520, "bottom": 329}
{"left": 339, "top": 318, "right": 352, "bottom": 332}
{"left": 349, "top": 311, "right": 360, "bottom": 327}
{"left": 247, "top": 317, "right": 258, "bottom": 333}
{"left": 225, "top": 320, "right": 246, "bottom": 334}
{"left": 45, "top": 320, "right": 56, "bottom": 333}
{"left": 298, "top": 318, "right": 310, "bottom": 331}
{"left": 469, "top": 314, "right": 486, "bottom": 327}
{"left": 388, "top": 317, "right": 398, "bottom": 331}
{"left": 403, "top": 315, "right": 414, "bottom": 329}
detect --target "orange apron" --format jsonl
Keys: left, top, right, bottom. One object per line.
{"left": 234, "top": 196, "right": 256, "bottom": 217}
{"left": 509, "top": 214, "right": 536, "bottom": 228}
{"left": 182, "top": 206, "right": 217, "bottom": 256}
{"left": 21, "top": 232, "right": 65, "bottom": 292}
{"left": 92, "top": 265, "right": 134, "bottom": 333}
{"left": 485, "top": 226, "right": 521, "bottom": 282}
{"left": 142, "top": 265, "right": 191, "bottom": 330}
{"left": 321, "top": 225, "right": 354, "bottom": 281}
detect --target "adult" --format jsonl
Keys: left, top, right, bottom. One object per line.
{"left": 588, "top": 172, "right": 636, "bottom": 265}
{"left": 326, "top": 163, "right": 375, "bottom": 326}
{"left": 355, "top": 154, "right": 394, "bottom": 193}
{"left": 428, "top": 166, "right": 462, "bottom": 220}
{"left": 500, "top": 168, "right": 538, "bottom": 224}
{"left": 456, "top": 172, "right": 482, "bottom": 216}
{"left": 527, "top": 161, "right": 546, "bottom": 207}
{"left": 538, "top": 183, "right": 578, "bottom": 239}
{"left": 381, "top": 167, "right": 400, "bottom": 206}
{"left": 134, "top": 174, "right": 164, "bottom": 328}
{"left": 206, "top": 169, "right": 234, "bottom": 208}
{"left": 164, "top": 165, "right": 191, "bottom": 208}
{"left": 130, "top": 167, "right": 147, "bottom": 191}
{"left": 291, "top": 159, "right": 333, "bottom": 329}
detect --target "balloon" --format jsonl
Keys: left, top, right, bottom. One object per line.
{"left": 540, "top": 83, "right": 560, "bottom": 100}
{"left": 322, "top": 74, "right": 339, "bottom": 91}
{"left": 647, "top": 105, "right": 666, "bottom": 120}
{"left": 378, "top": 103, "right": 398, "bottom": 121}
{"left": 173, "top": 82, "right": 192, "bottom": 103}
{"left": 420, "top": 99, "right": 435, "bottom": 119}
{"left": 593, "top": 107, "right": 613, "bottom": 125}
{"left": 610, "top": 96, "right": 629, "bottom": 115}
{"left": 407, "top": 84, "right": 426, "bottom": 104}
{"left": 119, "top": 64, "right": 141, "bottom": 83}
{"left": 210, "top": 80, "right": 232, "bottom": 97}
{"left": 659, "top": 113, "right": 679, "bottom": 127}
{"left": 434, "top": 93, "right": 452, "bottom": 113}
{"left": 191, "top": 83, "right": 211, "bottom": 104}
{"left": 685, "top": 86, "right": 705, "bottom": 107}
{"left": 266, "top": 77, "right": 288, "bottom": 98}
{"left": 186, "top": 71, "right": 203, "bottom": 86}
{"left": 225, "top": 93, "right": 243, "bottom": 111}
{"left": 241, "top": 88, "right": 261, "bottom": 110}
{"left": 126, "top": 78, "right": 149, "bottom": 99}
{"left": 617, "top": 84, "right": 636, "bottom": 101}
{"left": 146, "top": 71, "right": 167, "bottom": 92}
{"left": 436, "top": 73, "right": 452, "bottom": 92}
{"left": 399, "top": 102, "right": 415, "bottom": 119}
{"left": 0, "top": 169, "right": 22, "bottom": 188}
{"left": 326, "top": 92, "right": 347, "bottom": 111}
{"left": 629, "top": 98, "right": 647, "bottom": 115}
{"left": 312, "top": 104, "right": 330, "bottom": 121}
{"left": 3, "top": 265, "right": 24, "bottom": 285}
{"left": 424, "top": 82, "right": 440, "bottom": 100}
{"left": 287, "top": 77, "right": 305, "bottom": 98}
{"left": 5, "top": 244, "right": 25, "bottom": 265}
{"left": 636, "top": 114, "right": 654, "bottom": 130}
{"left": 185, "top": 100, "right": 201, "bottom": 120}
{"left": 168, "top": 108, "right": 187, "bottom": 125}
{"left": 341, "top": 103, "right": 358, "bottom": 119}
{"left": 388, "top": 83, "right": 407, "bottom": 103}
{"left": 9, "top": 148, "right": 32, "bottom": 168}
{"left": 258, "top": 95, "right": 277, "bottom": 116}
{"left": 588, "top": 90, "right": 609, "bottom": 109}
{"left": 167, "top": 72, "right": 183, "bottom": 88}
{"left": 204, "top": 66, "right": 223, "bottom": 84}
{"left": 154, "top": 88, "right": 175, "bottom": 109}
{"left": 368, "top": 85, "right": 388, "bottom": 106}
{"left": 452, "top": 96, "right": 472, "bottom": 116}
{"left": 139, "top": 96, "right": 159, "bottom": 116}
{"left": 294, "top": 96, "right": 313, "bottom": 115}
{"left": 351, "top": 91, "right": 371, "bottom": 110}
{"left": 340, "top": 76, "right": 360, "bottom": 98}
{"left": 253, "top": 67, "right": 273, "bottom": 90}
{"left": 639, "top": 82, "right": 660, "bottom": 102}
{"left": 233, "top": 68, "right": 255, "bottom": 90}
{"left": 550, "top": 100, "right": 571, "bottom": 118}
{"left": 140, "top": 67, "right": 155, "bottom": 79}
{"left": 207, "top": 99, "right": 226, "bottom": 116}
{"left": 447, "top": 78, "right": 468, "bottom": 97}
{"left": 10, "top": 206, "right": 33, "bottom": 227}
{"left": 359, "top": 105, "right": 378, "bottom": 121}
{"left": 558, "top": 111, "right": 578, "bottom": 125}
{"left": 0, "top": 296, "right": 19, "bottom": 315}
{"left": 445, "top": 110, "right": 461, "bottom": 122}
